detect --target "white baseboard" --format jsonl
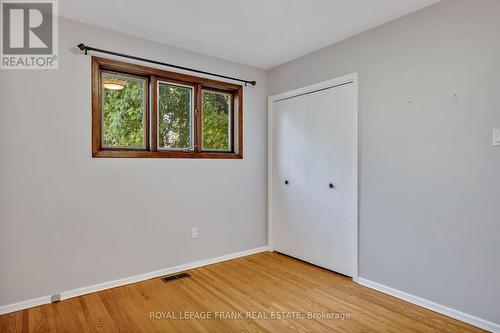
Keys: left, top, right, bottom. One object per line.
{"left": 0, "top": 295, "right": 52, "bottom": 316}
{"left": 357, "top": 277, "right": 500, "bottom": 333}
{"left": 0, "top": 246, "right": 269, "bottom": 316}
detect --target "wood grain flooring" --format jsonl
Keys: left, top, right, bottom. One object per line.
{"left": 0, "top": 252, "right": 484, "bottom": 332}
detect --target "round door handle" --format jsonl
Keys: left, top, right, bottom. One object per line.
{"left": 329, "top": 183, "right": 335, "bottom": 189}
{"left": 285, "top": 180, "right": 289, "bottom": 185}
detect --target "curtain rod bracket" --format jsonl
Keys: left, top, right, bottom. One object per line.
{"left": 76, "top": 42, "right": 256, "bottom": 86}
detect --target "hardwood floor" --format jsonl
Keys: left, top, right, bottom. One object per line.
{"left": 0, "top": 252, "right": 484, "bottom": 332}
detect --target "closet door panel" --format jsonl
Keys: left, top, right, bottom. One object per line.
{"left": 274, "top": 96, "right": 309, "bottom": 261}
{"left": 290, "top": 96, "right": 310, "bottom": 261}
{"left": 327, "top": 84, "right": 357, "bottom": 277}
{"left": 274, "top": 100, "right": 294, "bottom": 256}
{"left": 305, "top": 91, "right": 332, "bottom": 269}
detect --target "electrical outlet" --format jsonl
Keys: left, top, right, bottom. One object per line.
{"left": 493, "top": 129, "right": 500, "bottom": 146}
{"left": 191, "top": 227, "right": 199, "bottom": 239}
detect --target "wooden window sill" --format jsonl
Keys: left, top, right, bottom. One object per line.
{"left": 93, "top": 150, "right": 243, "bottom": 159}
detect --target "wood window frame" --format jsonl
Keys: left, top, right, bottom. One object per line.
{"left": 92, "top": 57, "right": 243, "bottom": 159}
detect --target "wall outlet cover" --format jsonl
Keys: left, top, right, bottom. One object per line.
{"left": 494, "top": 129, "right": 500, "bottom": 146}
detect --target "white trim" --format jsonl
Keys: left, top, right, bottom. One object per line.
{"left": 0, "top": 295, "right": 52, "bottom": 316}
{"left": 357, "top": 277, "right": 500, "bottom": 333}
{"left": 268, "top": 73, "right": 357, "bottom": 102}
{"left": 267, "top": 73, "right": 359, "bottom": 280}
{"left": 0, "top": 246, "right": 268, "bottom": 315}
{"left": 267, "top": 96, "right": 275, "bottom": 251}
{"left": 352, "top": 75, "right": 359, "bottom": 280}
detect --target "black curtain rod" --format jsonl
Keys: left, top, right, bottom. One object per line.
{"left": 77, "top": 43, "right": 256, "bottom": 87}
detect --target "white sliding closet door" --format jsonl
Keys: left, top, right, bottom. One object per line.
{"left": 274, "top": 82, "right": 357, "bottom": 277}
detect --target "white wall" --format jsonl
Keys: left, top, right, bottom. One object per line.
{"left": 269, "top": 0, "right": 500, "bottom": 325}
{"left": 0, "top": 18, "right": 268, "bottom": 306}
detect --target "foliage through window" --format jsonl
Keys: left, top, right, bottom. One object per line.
{"left": 102, "top": 73, "right": 146, "bottom": 148}
{"left": 92, "top": 57, "right": 242, "bottom": 159}
{"left": 202, "top": 90, "right": 232, "bottom": 151}
{"left": 158, "top": 82, "right": 193, "bottom": 150}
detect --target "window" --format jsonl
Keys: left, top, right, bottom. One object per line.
{"left": 202, "top": 90, "right": 233, "bottom": 152}
{"left": 92, "top": 57, "right": 243, "bottom": 158}
{"left": 157, "top": 82, "right": 194, "bottom": 150}
{"left": 101, "top": 72, "right": 147, "bottom": 149}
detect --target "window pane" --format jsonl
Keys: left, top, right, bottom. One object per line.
{"left": 202, "top": 90, "right": 231, "bottom": 151}
{"left": 101, "top": 72, "right": 146, "bottom": 148}
{"left": 158, "top": 82, "right": 193, "bottom": 149}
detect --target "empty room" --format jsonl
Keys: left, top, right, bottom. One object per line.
{"left": 1, "top": 0, "right": 499, "bottom": 332}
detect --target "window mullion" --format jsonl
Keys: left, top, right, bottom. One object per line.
{"left": 151, "top": 76, "right": 158, "bottom": 152}
{"left": 144, "top": 77, "right": 150, "bottom": 151}
{"left": 195, "top": 83, "right": 202, "bottom": 153}
{"left": 231, "top": 92, "right": 235, "bottom": 153}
